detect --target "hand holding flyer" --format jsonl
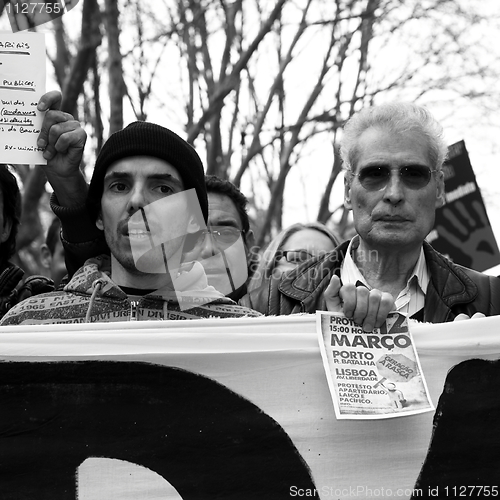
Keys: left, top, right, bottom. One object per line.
{"left": 317, "top": 311, "right": 434, "bottom": 419}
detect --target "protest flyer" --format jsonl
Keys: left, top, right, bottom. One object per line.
{"left": 0, "top": 31, "right": 46, "bottom": 164}
{"left": 317, "top": 311, "right": 434, "bottom": 419}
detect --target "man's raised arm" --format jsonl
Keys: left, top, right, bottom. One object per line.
{"left": 37, "top": 91, "right": 107, "bottom": 277}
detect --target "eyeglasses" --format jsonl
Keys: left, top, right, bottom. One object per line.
{"left": 276, "top": 250, "right": 314, "bottom": 264}
{"left": 351, "top": 165, "right": 437, "bottom": 191}
{"left": 194, "top": 226, "right": 243, "bottom": 247}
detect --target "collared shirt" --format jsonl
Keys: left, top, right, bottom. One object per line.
{"left": 340, "top": 236, "right": 429, "bottom": 317}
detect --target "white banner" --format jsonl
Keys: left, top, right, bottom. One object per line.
{"left": 1, "top": 314, "right": 499, "bottom": 498}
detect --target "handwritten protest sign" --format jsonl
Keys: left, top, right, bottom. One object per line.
{"left": 317, "top": 311, "right": 433, "bottom": 419}
{"left": 0, "top": 31, "right": 45, "bottom": 164}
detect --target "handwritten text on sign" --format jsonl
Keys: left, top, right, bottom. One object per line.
{"left": 0, "top": 32, "right": 46, "bottom": 164}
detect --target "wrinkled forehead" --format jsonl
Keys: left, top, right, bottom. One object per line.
{"left": 350, "top": 126, "right": 433, "bottom": 172}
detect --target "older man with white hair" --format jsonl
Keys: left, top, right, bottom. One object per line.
{"left": 244, "top": 102, "right": 500, "bottom": 325}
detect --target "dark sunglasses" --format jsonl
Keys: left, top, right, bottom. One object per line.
{"left": 352, "top": 165, "right": 437, "bottom": 191}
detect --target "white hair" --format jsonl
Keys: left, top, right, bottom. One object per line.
{"left": 340, "top": 102, "right": 448, "bottom": 172}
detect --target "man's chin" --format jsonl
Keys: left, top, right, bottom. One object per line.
{"left": 368, "top": 233, "right": 422, "bottom": 250}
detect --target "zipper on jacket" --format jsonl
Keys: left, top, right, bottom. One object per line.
{"left": 130, "top": 300, "right": 139, "bottom": 321}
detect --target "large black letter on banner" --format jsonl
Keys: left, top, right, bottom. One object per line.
{"left": 0, "top": 361, "right": 316, "bottom": 499}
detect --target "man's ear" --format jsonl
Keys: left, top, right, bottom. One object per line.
{"left": 244, "top": 229, "right": 257, "bottom": 271}
{"left": 40, "top": 243, "right": 52, "bottom": 269}
{"left": 244, "top": 229, "right": 256, "bottom": 259}
{"left": 0, "top": 217, "right": 12, "bottom": 244}
{"left": 435, "top": 170, "right": 446, "bottom": 208}
{"left": 344, "top": 173, "right": 353, "bottom": 210}
{"left": 96, "top": 213, "right": 104, "bottom": 231}
{"left": 186, "top": 216, "right": 201, "bottom": 234}
{"left": 244, "top": 229, "right": 256, "bottom": 251}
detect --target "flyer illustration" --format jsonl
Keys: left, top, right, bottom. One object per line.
{"left": 317, "top": 311, "right": 434, "bottom": 419}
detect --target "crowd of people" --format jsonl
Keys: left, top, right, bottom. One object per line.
{"left": 1, "top": 91, "right": 499, "bottom": 327}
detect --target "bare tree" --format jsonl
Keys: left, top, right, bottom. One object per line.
{"left": 104, "top": 0, "right": 124, "bottom": 133}
{"left": 3, "top": 0, "right": 500, "bottom": 270}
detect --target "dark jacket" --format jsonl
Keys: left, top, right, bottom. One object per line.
{"left": 50, "top": 193, "right": 108, "bottom": 279}
{"left": 0, "top": 262, "right": 54, "bottom": 319}
{"left": 241, "top": 240, "right": 500, "bottom": 322}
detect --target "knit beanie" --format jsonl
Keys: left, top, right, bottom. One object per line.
{"left": 87, "top": 121, "right": 208, "bottom": 223}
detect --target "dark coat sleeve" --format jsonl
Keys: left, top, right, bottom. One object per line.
{"left": 50, "top": 193, "right": 109, "bottom": 278}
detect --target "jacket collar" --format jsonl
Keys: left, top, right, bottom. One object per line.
{"left": 422, "top": 241, "right": 477, "bottom": 306}
{"left": 277, "top": 239, "right": 478, "bottom": 309}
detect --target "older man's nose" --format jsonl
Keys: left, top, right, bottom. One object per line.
{"left": 383, "top": 171, "right": 405, "bottom": 205}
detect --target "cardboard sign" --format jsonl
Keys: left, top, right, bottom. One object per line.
{"left": 427, "top": 140, "right": 500, "bottom": 271}
{"left": 0, "top": 31, "right": 45, "bottom": 164}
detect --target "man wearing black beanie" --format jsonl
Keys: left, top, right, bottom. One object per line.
{"left": 86, "top": 121, "right": 209, "bottom": 225}
{"left": 1, "top": 101, "right": 260, "bottom": 325}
